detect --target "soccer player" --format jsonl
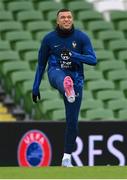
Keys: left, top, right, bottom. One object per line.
{"left": 32, "top": 9, "right": 97, "bottom": 167}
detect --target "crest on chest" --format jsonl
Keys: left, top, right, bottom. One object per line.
{"left": 72, "top": 41, "right": 77, "bottom": 48}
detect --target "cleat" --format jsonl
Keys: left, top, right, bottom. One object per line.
{"left": 63, "top": 76, "right": 75, "bottom": 103}
{"left": 61, "top": 158, "right": 73, "bottom": 167}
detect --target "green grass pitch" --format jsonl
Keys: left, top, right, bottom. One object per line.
{"left": 0, "top": 166, "right": 127, "bottom": 179}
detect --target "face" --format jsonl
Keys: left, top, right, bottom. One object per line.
{"left": 57, "top": 11, "right": 73, "bottom": 30}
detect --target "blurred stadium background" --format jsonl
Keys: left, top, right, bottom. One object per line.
{"left": 1, "top": 0, "right": 127, "bottom": 121}
{"left": 0, "top": 0, "right": 127, "bottom": 169}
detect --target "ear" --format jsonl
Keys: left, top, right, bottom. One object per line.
{"left": 56, "top": 18, "right": 59, "bottom": 25}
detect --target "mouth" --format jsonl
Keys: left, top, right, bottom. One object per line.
{"left": 64, "top": 23, "right": 71, "bottom": 27}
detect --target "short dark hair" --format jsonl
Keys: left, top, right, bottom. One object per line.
{"left": 57, "top": 8, "right": 72, "bottom": 17}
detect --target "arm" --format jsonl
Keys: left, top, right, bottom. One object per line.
{"left": 32, "top": 36, "right": 50, "bottom": 95}
{"left": 71, "top": 33, "right": 97, "bottom": 66}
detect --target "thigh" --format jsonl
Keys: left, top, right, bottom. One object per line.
{"left": 48, "top": 67, "right": 66, "bottom": 95}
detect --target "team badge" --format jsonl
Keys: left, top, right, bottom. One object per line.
{"left": 72, "top": 41, "right": 77, "bottom": 48}
{"left": 17, "top": 130, "right": 52, "bottom": 167}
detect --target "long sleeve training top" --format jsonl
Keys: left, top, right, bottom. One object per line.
{"left": 33, "top": 28, "right": 97, "bottom": 95}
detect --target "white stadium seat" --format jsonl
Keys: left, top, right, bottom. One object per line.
{"left": 93, "top": 0, "right": 125, "bottom": 21}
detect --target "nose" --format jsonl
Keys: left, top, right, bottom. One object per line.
{"left": 65, "top": 17, "right": 69, "bottom": 21}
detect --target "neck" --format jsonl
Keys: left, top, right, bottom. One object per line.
{"left": 56, "top": 25, "right": 74, "bottom": 37}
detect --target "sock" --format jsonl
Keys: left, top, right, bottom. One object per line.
{"left": 62, "top": 153, "right": 71, "bottom": 160}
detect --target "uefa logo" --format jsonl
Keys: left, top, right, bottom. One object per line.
{"left": 17, "top": 130, "right": 52, "bottom": 167}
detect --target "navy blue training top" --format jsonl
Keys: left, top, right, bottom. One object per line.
{"left": 33, "top": 28, "right": 97, "bottom": 95}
